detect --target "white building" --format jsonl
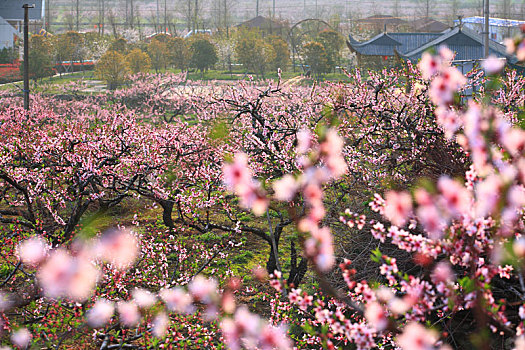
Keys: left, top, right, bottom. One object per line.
{"left": 0, "top": 0, "right": 44, "bottom": 49}
{"left": 454, "top": 16, "right": 525, "bottom": 43}
{"left": 0, "top": 15, "right": 18, "bottom": 49}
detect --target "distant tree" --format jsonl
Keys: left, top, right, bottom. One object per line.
{"left": 213, "top": 33, "right": 236, "bottom": 72}
{"left": 302, "top": 41, "right": 330, "bottom": 80}
{"left": 147, "top": 39, "right": 169, "bottom": 72}
{"left": 267, "top": 35, "right": 290, "bottom": 72}
{"left": 52, "top": 31, "right": 84, "bottom": 74}
{"left": 0, "top": 48, "right": 16, "bottom": 64}
{"left": 95, "top": 50, "right": 130, "bottom": 89}
{"left": 21, "top": 35, "right": 54, "bottom": 81}
{"left": 126, "top": 48, "right": 151, "bottom": 74}
{"left": 234, "top": 28, "right": 275, "bottom": 78}
{"left": 169, "top": 37, "right": 191, "bottom": 71}
{"left": 189, "top": 37, "right": 218, "bottom": 77}
{"left": 83, "top": 32, "right": 110, "bottom": 61}
{"left": 110, "top": 37, "right": 128, "bottom": 53}
{"left": 211, "top": 0, "right": 237, "bottom": 35}
{"left": 317, "top": 29, "right": 344, "bottom": 72}
{"left": 416, "top": 0, "right": 435, "bottom": 18}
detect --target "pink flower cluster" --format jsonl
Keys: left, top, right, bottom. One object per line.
{"left": 18, "top": 228, "right": 139, "bottom": 302}
{"left": 223, "top": 153, "right": 269, "bottom": 215}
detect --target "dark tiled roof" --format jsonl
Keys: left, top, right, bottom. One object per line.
{"left": 402, "top": 27, "right": 515, "bottom": 63}
{"left": 388, "top": 33, "right": 442, "bottom": 53}
{"left": 347, "top": 32, "right": 441, "bottom": 56}
{"left": 0, "top": 0, "right": 43, "bottom": 20}
{"left": 415, "top": 20, "right": 450, "bottom": 33}
{"left": 348, "top": 26, "right": 516, "bottom": 63}
{"left": 347, "top": 33, "right": 402, "bottom": 56}
{"left": 236, "top": 16, "right": 284, "bottom": 29}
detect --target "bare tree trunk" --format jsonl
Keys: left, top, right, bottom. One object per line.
{"left": 194, "top": 0, "right": 199, "bottom": 32}
{"left": 130, "top": 0, "right": 134, "bottom": 28}
{"left": 75, "top": 0, "right": 79, "bottom": 31}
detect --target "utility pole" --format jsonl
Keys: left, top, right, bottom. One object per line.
{"left": 273, "top": 0, "right": 275, "bottom": 18}
{"left": 256, "top": 0, "right": 259, "bottom": 16}
{"left": 164, "top": 0, "right": 167, "bottom": 33}
{"left": 22, "top": 4, "right": 34, "bottom": 111}
{"left": 484, "top": 0, "right": 489, "bottom": 58}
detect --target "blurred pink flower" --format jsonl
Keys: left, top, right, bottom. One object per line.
{"left": 159, "top": 287, "right": 194, "bottom": 314}
{"left": 86, "top": 298, "right": 115, "bottom": 328}
{"left": 18, "top": 236, "right": 48, "bottom": 267}
{"left": 364, "top": 302, "right": 388, "bottom": 331}
{"left": 188, "top": 275, "right": 217, "bottom": 303}
{"left": 223, "top": 153, "right": 251, "bottom": 190}
{"left": 432, "top": 261, "right": 454, "bottom": 284}
{"left": 152, "top": 312, "right": 169, "bottom": 338}
{"left": 273, "top": 174, "right": 298, "bottom": 201}
{"left": 11, "top": 328, "right": 31, "bottom": 349}
{"left": 37, "top": 249, "right": 99, "bottom": 301}
{"left": 419, "top": 52, "right": 440, "bottom": 80}
{"left": 384, "top": 191, "right": 412, "bottom": 227}
{"left": 132, "top": 288, "right": 157, "bottom": 309}
{"left": 117, "top": 301, "right": 140, "bottom": 327}
{"left": 397, "top": 322, "right": 438, "bottom": 350}
{"left": 97, "top": 228, "right": 139, "bottom": 270}
{"left": 438, "top": 176, "right": 471, "bottom": 217}
{"left": 482, "top": 56, "right": 506, "bottom": 75}
{"left": 296, "top": 129, "right": 312, "bottom": 154}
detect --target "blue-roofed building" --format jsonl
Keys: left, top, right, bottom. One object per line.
{"left": 347, "top": 26, "right": 517, "bottom": 70}
{"left": 454, "top": 16, "right": 525, "bottom": 43}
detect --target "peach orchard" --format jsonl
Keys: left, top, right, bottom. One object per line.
{"left": 0, "top": 35, "right": 524, "bottom": 349}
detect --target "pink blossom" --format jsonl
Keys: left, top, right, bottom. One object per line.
{"left": 37, "top": 249, "right": 100, "bottom": 301}
{"left": 152, "top": 312, "right": 169, "bottom": 338}
{"left": 296, "top": 129, "right": 312, "bottom": 154}
{"left": 435, "top": 106, "right": 461, "bottom": 139}
{"left": 321, "top": 129, "right": 345, "bottom": 156}
{"left": 416, "top": 203, "right": 445, "bottom": 239}
{"left": 273, "top": 174, "right": 299, "bottom": 201}
{"left": 504, "top": 38, "right": 517, "bottom": 54}
{"left": 364, "top": 302, "right": 388, "bottom": 331}
{"left": 432, "top": 261, "right": 454, "bottom": 284}
{"left": 117, "top": 301, "right": 140, "bottom": 327}
{"left": 475, "top": 175, "right": 503, "bottom": 217}
{"left": 439, "top": 46, "right": 455, "bottom": 62}
{"left": 188, "top": 275, "right": 218, "bottom": 303}
{"left": 419, "top": 52, "right": 440, "bottom": 80}
{"left": 18, "top": 236, "right": 48, "bottom": 267}
{"left": 513, "top": 238, "right": 525, "bottom": 258}
{"left": 482, "top": 56, "right": 506, "bottom": 75}
{"left": 384, "top": 191, "right": 412, "bottom": 227}
{"left": 159, "top": 287, "right": 194, "bottom": 314}
{"left": 11, "top": 328, "right": 31, "bottom": 349}
{"left": 86, "top": 298, "right": 115, "bottom": 328}
{"left": 259, "top": 324, "right": 292, "bottom": 350}
{"left": 438, "top": 176, "right": 471, "bottom": 217}
{"left": 223, "top": 153, "right": 251, "bottom": 190}
{"left": 97, "top": 228, "right": 139, "bottom": 270}
{"left": 132, "top": 288, "right": 157, "bottom": 308}
{"left": 397, "top": 322, "right": 438, "bottom": 350}
{"left": 305, "top": 226, "right": 335, "bottom": 272}
{"left": 502, "top": 128, "right": 525, "bottom": 156}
